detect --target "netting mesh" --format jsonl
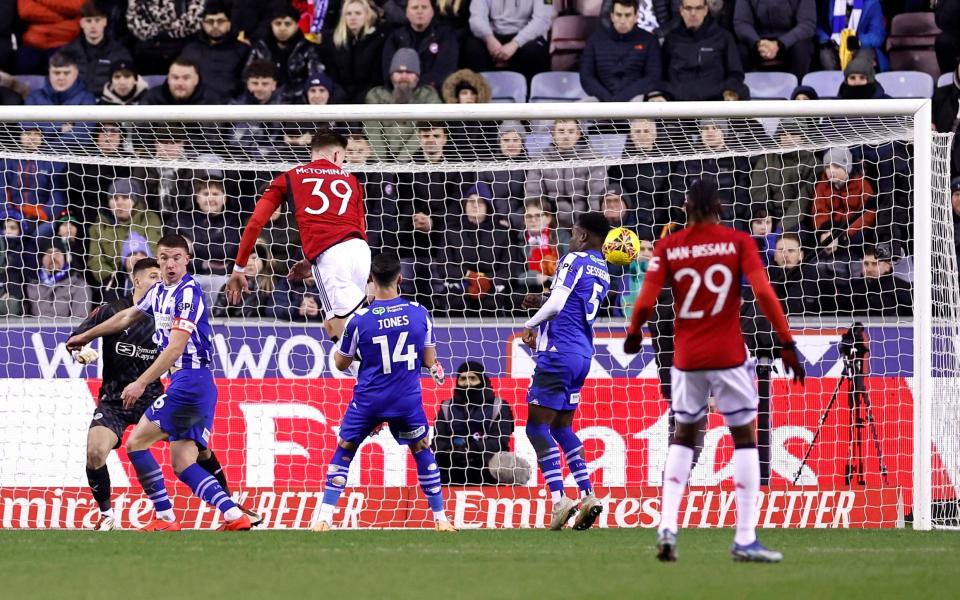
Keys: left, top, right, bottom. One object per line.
{"left": 0, "top": 108, "right": 953, "bottom": 530}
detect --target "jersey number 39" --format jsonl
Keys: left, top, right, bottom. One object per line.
{"left": 303, "top": 178, "right": 353, "bottom": 215}
{"left": 372, "top": 332, "right": 416, "bottom": 374}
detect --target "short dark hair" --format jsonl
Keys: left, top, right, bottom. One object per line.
{"left": 370, "top": 253, "right": 402, "bottom": 287}
{"left": 80, "top": 0, "right": 108, "bottom": 18}
{"left": 778, "top": 232, "right": 802, "bottom": 246}
{"left": 203, "top": 0, "right": 231, "bottom": 17}
{"left": 416, "top": 121, "right": 446, "bottom": 132}
{"left": 311, "top": 128, "right": 348, "bottom": 153}
{"left": 157, "top": 233, "right": 191, "bottom": 255}
{"left": 244, "top": 59, "right": 278, "bottom": 81}
{"left": 684, "top": 177, "right": 721, "bottom": 222}
{"left": 611, "top": 0, "right": 639, "bottom": 12}
{"left": 170, "top": 56, "right": 200, "bottom": 75}
{"left": 132, "top": 257, "right": 160, "bottom": 275}
{"left": 49, "top": 50, "right": 78, "bottom": 69}
{"left": 576, "top": 212, "right": 612, "bottom": 239}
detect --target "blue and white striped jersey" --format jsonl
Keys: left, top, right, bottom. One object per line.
{"left": 135, "top": 275, "right": 214, "bottom": 369}
{"left": 536, "top": 250, "right": 611, "bottom": 357}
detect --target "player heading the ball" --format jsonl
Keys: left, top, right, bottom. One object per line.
{"left": 226, "top": 128, "right": 370, "bottom": 343}
{"left": 624, "top": 178, "right": 805, "bottom": 562}
{"left": 312, "top": 253, "right": 454, "bottom": 532}
{"left": 67, "top": 234, "right": 252, "bottom": 532}
{"left": 520, "top": 212, "right": 613, "bottom": 531}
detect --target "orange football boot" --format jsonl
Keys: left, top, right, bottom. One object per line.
{"left": 217, "top": 514, "right": 252, "bottom": 531}
{"left": 140, "top": 519, "right": 181, "bottom": 532}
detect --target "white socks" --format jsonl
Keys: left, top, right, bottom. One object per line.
{"left": 223, "top": 506, "right": 243, "bottom": 522}
{"left": 550, "top": 490, "right": 563, "bottom": 504}
{"left": 658, "top": 444, "right": 694, "bottom": 534}
{"left": 317, "top": 503, "right": 335, "bottom": 525}
{"left": 733, "top": 447, "right": 760, "bottom": 546}
{"left": 433, "top": 511, "right": 449, "bottom": 522}
{"left": 156, "top": 508, "right": 176, "bottom": 522}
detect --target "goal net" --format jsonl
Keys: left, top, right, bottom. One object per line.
{"left": 0, "top": 101, "right": 953, "bottom": 530}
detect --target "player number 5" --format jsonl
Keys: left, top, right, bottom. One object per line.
{"left": 372, "top": 332, "right": 417, "bottom": 374}
{"left": 303, "top": 178, "right": 352, "bottom": 216}
{"left": 674, "top": 264, "right": 733, "bottom": 319}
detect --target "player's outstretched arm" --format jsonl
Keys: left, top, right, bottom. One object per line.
{"left": 745, "top": 269, "right": 806, "bottom": 384}
{"left": 226, "top": 177, "right": 285, "bottom": 305}
{"left": 65, "top": 306, "right": 145, "bottom": 352}
{"left": 521, "top": 286, "right": 573, "bottom": 349}
{"left": 120, "top": 329, "right": 190, "bottom": 408}
{"left": 624, "top": 255, "right": 666, "bottom": 354}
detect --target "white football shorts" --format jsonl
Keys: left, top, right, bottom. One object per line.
{"left": 670, "top": 360, "right": 758, "bottom": 428}
{"left": 310, "top": 237, "right": 371, "bottom": 321}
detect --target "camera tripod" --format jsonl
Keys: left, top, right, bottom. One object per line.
{"left": 793, "top": 351, "right": 889, "bottom": 486}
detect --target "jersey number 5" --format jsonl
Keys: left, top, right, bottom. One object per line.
{"left": 372, "top": 332, "right": 416, "bottom": 374}
{"left": 302, "top": 178, "right": 352, "bottom": 215}
{"left": 674, "top": 264, "right": 733, "bottom": 319}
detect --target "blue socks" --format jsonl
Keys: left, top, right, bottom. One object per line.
{"left": 322, "top": 446, "right": 355, "bottom": 509}
{"left": 178, "top": 462, "right": 239, "bottom": 516}
{"left": 527, "top": 421, "right": 565, "bottom": 501}
{"left": 128, "top": 450, "right": 174, "bottom": 516}
{"left": 412, "top": 447, "right": 446, "bottom": 517}
{"left": 552, "top": 426, "right": 593, "bottom": 496}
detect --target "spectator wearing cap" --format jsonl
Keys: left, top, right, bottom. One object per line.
{"left": 837, "top": 53, "right": 889, "bottom": 100}
{"left": 25, "top": 239, "right": 89, "bottom": 317}
{"left": 382, "top": 0, "right": 459, "bottom": 91}
{"left": 837, "top": 245, "right": 912, "bottom": 316}
{"left": 64, "top": 1, "right": 134, "bottom": 95}
{"left": 98, "top": 60, "right": 149, "bottom": 105}
{"left": 438, "top": 182, "right": 520, "bottom": 316}
{"left": 432, "top": 360, "right": 516, "bottom": 485}
{"left": 131, "top": 126, "right": 198, "bottom": 214}
{"left": 320, "top": 0, "right": 386, "bottom": 104}
{"left": 441, "top": 69, "right": 492, "bottom": 160}
{"left": 303, "top": 71, "right": 334, "bottom": 104}
{"left": 16, "top": 0, "right": 85, "bottom": 74}
{"left": 245, "top": 2, "right": 324, "bottom": 103}
{"left": 2, "top": 124, "right": 68, "bottom": 238}
{"left": 662, "top": 0, "right": 747, "bottom": 101}
{"left": 749, "top": 118, "right": 818, "bottom": 235}
{"left": 816, "top": 0, "right": 888, "bottom": 73}
{"left": 791, "top": 85, "right": 818, "bottom": 100}
{"left": 524, "top": 119, "right": 606, "bottom": 229}
{"left": 127, "top": 0, "right": 205, "bottom": 74}
{"left": 139, "top": 56, "right": 226, "bottom": 105}
{"left": 364, "top": 48, "right": 442, "bottom": 162}
{"left": 580, "top": 0, "right": 662, "bottom": 102}
{"left": 733, "top": 0, "right": 816, "bottom": 78}
{"left": 464, "top": 0, "right": 552, "bottom": 80}
{"left": 179, "top": 0, "right": 251, "bottom": 100}
{"left": 812, "top": 146, "right": 876, "bottom": 263}
{"left": 87, "top": 177, "right": 162, "bottom": 287}
{"left": 26, "top": 51, "right": 97, "bottom": 150}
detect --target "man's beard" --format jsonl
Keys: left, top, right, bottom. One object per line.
{"left": 392, "top": 83, "right": 414, "bottom": 104}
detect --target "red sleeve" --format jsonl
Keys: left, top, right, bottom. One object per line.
{"left": 353, "top": 174, "right": 366, "bottom": 235}
{"left": 234, "top": 174, "right": 286, "bottom": 269}
{"left": 628, "top": 243, "right": 668, "bottom": 335}
{"left": 746, "top": 269, "right": 795, "bottom": 345}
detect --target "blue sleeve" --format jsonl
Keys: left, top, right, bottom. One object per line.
{"left": 554, "top": 254, "right": 583, "bottom": 291}
{"left": 337, "top": 313, "right": 361, "bottom": 357}
{"left": 174, "top": 284, "right": 204, "bottom": 324}
{"left": 135, "top": 283, "right": 158, "bottom": 316}
{"left": 856, "top": 0, "right": 887, "bottom": 49}
{"left": 579, "top": 38, "right": 612, "bottom": 101}
{"left": 423, "top": 308, "right": 436, "bottom": 347}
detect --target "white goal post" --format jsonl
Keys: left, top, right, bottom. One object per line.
{"left": 0, "top": 99, "right": 953, "bottom": 531}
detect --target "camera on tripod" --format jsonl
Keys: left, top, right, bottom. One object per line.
{"left": 839, "top": 323, "right": 870, "bottom": 359}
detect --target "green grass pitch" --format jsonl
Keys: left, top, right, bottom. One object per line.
{"left": 1, "top": 529, "right": 957, "bottom": 599}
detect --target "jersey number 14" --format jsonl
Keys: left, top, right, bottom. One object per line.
{"left": 372, "top": 332, "right": 416, "bottom": 374}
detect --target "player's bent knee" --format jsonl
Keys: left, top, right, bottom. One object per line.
{"left": 338, "top": 439, "right": 358, "bottom": 452}
{"left": 86, "top": 448, "right": 108, "bottom": 469}
{"left": 729, "top": 422, "right": 758, "bottom": 447}
{"left": 410, "top": 438, "right": 430, "bottom": 453}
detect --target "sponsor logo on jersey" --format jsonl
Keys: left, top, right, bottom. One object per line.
{"left": 202, "top": 428, "right": 210, "bottom": 443}
{"left": 116, "top": 342, "right": 158, "bottom": 361}
{"left": 176, "top": 302, "right": 193, "bottom": 312}
{"left": 372, "top": 307, "right": 386, "bottom": 315}
{"left": 93, "top": 412, "right": 103, "bottom": 420}
{"left": 570, "top": 393, "right": 581, "bottom": 405}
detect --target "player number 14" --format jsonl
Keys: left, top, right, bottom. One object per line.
{"left": 372, "top": 332, "right": 417, "bottom": 374}
{"left": 302, "top": 178, "right": 352, "bottom": 215}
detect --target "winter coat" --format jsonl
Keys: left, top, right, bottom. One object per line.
{"left": 609, "top": 142, "right": 674, "bottom": 236}
{"left": 98, "top": 76, "right": 149, "bottom": 106}
{"left": 171, "top": 211, "right": 241, "bottom": 276}
{"left": 749, "top": 148, "right": 818, "bottom": 232}
{"left": 440, "top": 213, "right": 519, "bottom": 283}
{"left": 361, "top": 171, "right": 401, "bottom": 253}
{"left": 228, "top": 90, "right": 284, "bottom": 160}
{"left": 2, "top": 157, "right": 68, "bottom": 230}
{"left": 671, "top": 152, "right": 753, "bottom": 229}
{"left": 524, "top": 140, "right": 606, "bottom": 229}
{"left": 382, "top": 21, "right": 460, "bottom": 91}
{"left": 25, "top": 272, "right": 88, "bottom": 317}
{"left": 733, "top": 0, "right": 816, "bottom": 49}
{"left": 247, "top": 29, "right": 323, "bottom": 103}
{"left": 812, "top": 173, "right": 876, "bottom": 240}
{"left": 768, "top": 262, "right": 829, "bottom": 315}
{"left": 441, "top": 69, "right": 493, "bottom": 159}
{"left": 138, "top": 80, "right": 225, "bottom": 105}
{"left": 815, "top": 0, "right": 888, "bottom": 70}
{"left": 662, "top": 15, "right": 746, "bottom": 101}
{"left": 130, "top": 164, "right": 197, "bottom": 215}
{"left": 320, "top": 27, "right": 386, "bottom": 104}
{"left": 25, "top": 79, "right": 97, "bottom": 148}
{"left": 18, "top": 0, "right": 85, "bottom": 50}
{"left": 270, "top": 277, "right": 325, "bottom": 322}
{"left": 63, "top": 36, "right": 133, "bottom": 95}
{"left": 179, "top": 30, "right": 251, "bottom": 100}
{"left": 838, "top": 273, "right": 912, "bottom": 317}
{"left": 397, "top": 149, "right": 468, "bottom": 228}
{"left": 212, "top": 278, "right": 271, "bottom": 318}
{"left": 363, "top": 85, "right": 442, "bottom": 162}
{"left": 580, "top": 25, "right": 661, "bottom": 102}
{"left": 87, "top": 207, "right": 163, "bottom": 283}
{"left": 933, "top": 78, "right": 959, "bottom": 133}
{"left": 66, "top": 157, "right": 132, "bottom": 226}
{"left": 478, "top": 152, "right": 527, "bottom": 230}
{"left": 433, "top": 385, "right": 515, "bottom": 485}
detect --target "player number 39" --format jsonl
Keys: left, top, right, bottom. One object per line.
{"left": 303, "top": 178, "right": 352, "bottom": 216}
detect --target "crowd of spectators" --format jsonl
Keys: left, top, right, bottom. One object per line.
{"left": 0, "top": 0, "right": 940, "bottom": 319}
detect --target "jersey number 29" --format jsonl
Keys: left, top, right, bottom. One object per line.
{"left": 674, "top": 264, "right": 733, "bottom": 319}
{"left": 372, "top": 332, "right": 416, "bottom": 374}
{"left": 303, "top": 178, "right": 353, "bottom": 215}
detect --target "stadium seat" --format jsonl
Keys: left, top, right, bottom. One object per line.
{"left": 480, "top": 71, "right": 527, "bottom": 103}
{"left": 588, "top": 133, "right": 626, "bottom": 158}
{"left": 938, "top": 72, "right": 955, "bottom": 87}
{"left": 16, "top": 75, "right": 46, "bottom": 93}
{"left": 143, "top": 74, "right": 167, "bottom": 88}
{"left": 801, "top": 70, "right": 844, "bottom": 98}
{"left": 529, "top": 71, "right": 587, "bottom": 102}
{"left": 550, "top": 15, "right": 599, "bottom": 72}
{"left": 744, "top": 71, "right": 798, "bottom": 99}
{"left": 524, "top": 132, "right": 553, "bottom": 157}
{"left": 576, "top": 0, "right": 603, "bottom": 16}
{"left": 886, "top": 12, "right": 941, "bottom": 78}
{"left": 876, "top": 70, "right": 934, "bottom": 98}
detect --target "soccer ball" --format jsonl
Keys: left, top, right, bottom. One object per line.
{"left": 602, "top": 227, "right": 641, "bottom": 266}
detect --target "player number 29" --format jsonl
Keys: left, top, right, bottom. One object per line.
{"left": 674, "top": 264, "right": 733, "bottom": 319}
{"left": 372, "top": 332, "right": 417, "bottom": 374}
{"left": 302, "top": 178, "right": 352, "bottom": 215}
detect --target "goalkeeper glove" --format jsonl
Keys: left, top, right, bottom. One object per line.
{"left": 430, "top": 362, "right": 445, "bottom": 385}
{"left": 623, "top": 330, "right": 643, "bottom": 354}
{"left": 780, "top": 342, "right": 806, "bottom": 384}
{"left": 72, "top": 346, "right": 99, "bottom": 365}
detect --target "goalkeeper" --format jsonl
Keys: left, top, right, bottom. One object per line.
{"left": 73, "top": 258, "right": 260, "bottom": 530}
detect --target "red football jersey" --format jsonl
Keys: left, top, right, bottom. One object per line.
{"left": 235, "top": 158, "right": 366, "bottom": 268}
{"left": 644, "top": 223, "right": 765, "bottom": 370}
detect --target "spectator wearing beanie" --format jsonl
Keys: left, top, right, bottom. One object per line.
{"left": 815, "top": 0, "right": 888, "bottom": 72}
{"left": 246, "top": 2, "right": 324, "bottom": 103}
{"left": 87, "top": 177, "right": 162, "bottom": 287}
{"left": 179, "top": 0, "right": 252, "bottom": 100}
{"left": 580, "top": 0, "right": 661, "bottom": 102}
{"left": 17, "top": 0, "right": 85, "bottom": 74}
{"left": 790, "top": 85, "right": 819, "bottom": 100}
{"left": 837, "top": 53, "right": 889, "bottom": 100}
{"left": 733, "top": 0, "right": 816, "bottom": 78}
{"left": 127, "top": 0, "right": 206, "bottom": 74}
{"left": 382, "top": 0, "right": 459, "bottom": 91}
{"left": 64, "top": 1, "right": 134, "bottom": 95}
{"left": 303, "top": 71, "right": 334, "bottom": 104}
{"left": 812, "top": 146, "right": 876, "bottom": 261}
{"left": 98, "top": 60, "right": 149, "bottom": 105}
{"left": 320, "top": 0, "right": 386, "bottom": 104}
{"left": 441, "top": 69, "right": 492, "bottom": 160}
